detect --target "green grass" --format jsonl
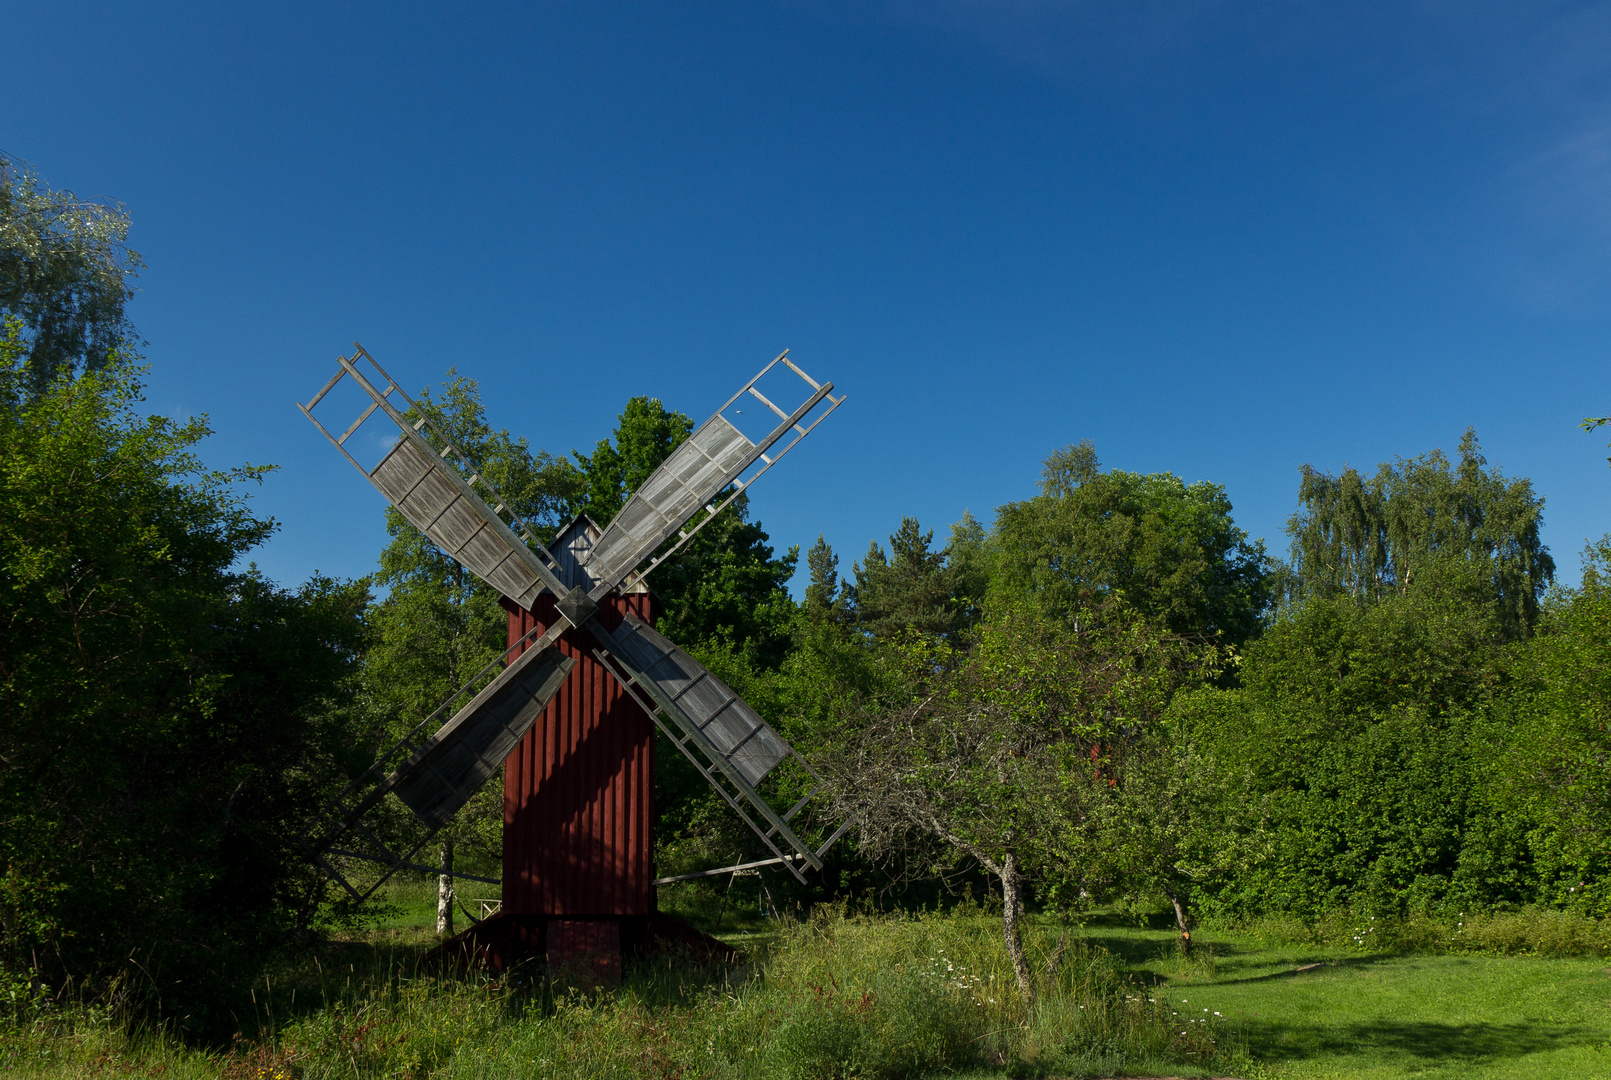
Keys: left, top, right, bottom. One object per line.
{"left": 1066, "top": 912, "right": 1611, "bottom": 1079}
{"left": 4, "top": 903, "right": 1609, "bottom": 1078}
{"left": 364, "top": 873, "right": 504, "bottom": 933}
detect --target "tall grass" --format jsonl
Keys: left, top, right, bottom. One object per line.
{"left": 0, "top": 908, "right": 1242, "bottom": 1079}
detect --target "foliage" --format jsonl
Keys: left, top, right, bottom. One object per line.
{"left": 1285, "top": 427, "right": 1554, "bottom": 639}
{"left": 818, "top": 603, "right": 1214, "bottom": 1000}
{"left": 1080, "top": 714, "right": 1262, "bottom": 944}
{"left": 0, "top": 336, "right": 367, "bottom": 1034}
{"left": 1487, "top": 539, "right": 1611, "bottom": 915}
{"left": 648, "top": 496, "right": 798, "bottom": 666}
{"left": 0, "top": 156, "right": 144, "bottom": 396}
{"left": 849, "top": 516, "right": 980, "bottom": 640}
{"left": 803, "top": 534, "right": 848, "bottom": 624}
{"left": 991, "top": 440, "right": 1271, "bottom": 647}
{"left": 1222, "top": 904, "right": 1611, "bottom": 958}
{"left": 1183, "top": 585, "right": 1514, "bottom": 918}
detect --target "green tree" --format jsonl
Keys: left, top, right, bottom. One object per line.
{"left": 0, "top": 156, "right": 143, "bottom": 395}
{"left": 1285, "top": 428, "right": 1553, "bottom": 639}
{"left": 803, "top": 534, "right": 847, "bottom": 623}
{"left": 820, "top": 604, "right": 1207, "bottom": 1002}
{"left": 991, "top": 441, "right": 1270, "bottom": 647}
{"left": 849, "top": 517, "right": 982, "bottom": 640}
{"left": 1081, "top": 705, "right": 1261, "bottom": 952}
{"left": 1186, "top": 586, "right": 1510, "bottom": 917}
{"left": 1491, "top": 538, "right": 1611, "bottom": 915}
{"left": 0, "top": 329, "right": 366, "bottom": 1032}
{"left": 947, "top": 511, "right": 990, "bottom": 629}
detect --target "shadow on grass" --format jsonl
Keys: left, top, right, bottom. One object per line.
{"left": 1242, "top": 1017, "right": 1597, "bottom": 1064}
{"left": 1209, "top": 953, "right": 1394, "bottom": 985}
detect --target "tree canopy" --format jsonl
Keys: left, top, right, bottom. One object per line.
{"left": 1285, "top": 428, "right": 1553, "bottom": 638}
{"left": 990, "top": 441, "right": 1271, "bottom": 646}
{"left": 0, "top": 156, "right": 143, "bottom": 395}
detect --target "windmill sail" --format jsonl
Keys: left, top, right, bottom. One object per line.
{"left": 390, "top": 644, "right": 576, "bottom": 829}
{"left": 302, "top": 620, "right": 575, "bottom": 893}
{"left": 583, "top": 352, "right": 844, "bottom": 597}
{"left": 593, "top": 612, "right": 824, "bottom": 876}
{"left": 368, "top": 435, "right": 555, "bottom": 610}
{"left": 299, "top": 346, "right": 569, "bottom": 607}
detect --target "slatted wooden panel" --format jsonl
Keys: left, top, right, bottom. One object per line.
{"left": 584, "top": 416, "right": 754, "bottom": 590}
{"left": 369, "top": 436, "right": 548, "bottom": 609}
{"left": 601, "top": 613, "right": 791, "bottom": 785}
{"left": 390, "top": 646, "right": 575, "bottom": 829}
{"left": 501, "top": 591, "right": 657, "bottom": 916}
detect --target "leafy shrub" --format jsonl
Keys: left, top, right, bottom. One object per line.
{"left": 1221, "top": 905, "right": 1611, "bottom": 958}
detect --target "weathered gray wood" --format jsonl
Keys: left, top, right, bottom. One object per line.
{"left": 593, "top": 611, "right": 819, "bottom": 870}
{"left": 367, "top": 436, "right": 552, "bottom": 609}
{"left": 391, "top": 646, "right": 576, "bottom": 829}
{"left": 582, "top": 361, "right": 841, "bottom": 598}
{"left": 583, "top": 415, "right": 753, "bottom": 591}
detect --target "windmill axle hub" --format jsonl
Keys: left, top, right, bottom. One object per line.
{"left": 557, "top": 585, "right": 598, "bottom": 628}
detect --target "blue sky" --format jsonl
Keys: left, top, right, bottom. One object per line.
{"left": 8, "top": 1, "right": 1611, "bottom": 594}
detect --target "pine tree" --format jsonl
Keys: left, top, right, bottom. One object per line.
{"left": 851, "top": 517, "right": 962, "bottom": 639}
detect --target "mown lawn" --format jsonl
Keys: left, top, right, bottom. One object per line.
{"left": 1059, "top": 913, "right": 1611, "bottom": 1079}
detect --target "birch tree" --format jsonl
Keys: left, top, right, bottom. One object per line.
{"left": 1285, "top": 428, "right": 1552, "bottom": 638}
{"left": 0, "top": 155, "right": 144, "bottom": 395}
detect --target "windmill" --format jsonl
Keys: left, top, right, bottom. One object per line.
{"left": 297, "top": 345, "right": 847, "bottom": 976}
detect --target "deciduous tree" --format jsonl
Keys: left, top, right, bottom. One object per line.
{"left": 0, "top": 327, "right": 366, "bottom": 1031}
{"left": 819, "top": 605, "right": 1207, "bottom": 1002}
{"left": 1285, "top": 428, "right": 1552, "bottom": 639}
{"left": 991, "top": 441, "right": 1270, "bottom": 647}
{"left": 0, "top": 156, "right": 143, "bottom": 395}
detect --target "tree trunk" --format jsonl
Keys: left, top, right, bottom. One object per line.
{"left": 436, "top": 840, "right": 455, "bottom": 937}
{"left": 999, "top": 848, "right": 1034, "bottom": 1004}
{"left": 1166, "top": 888, "right": 1190, "bottom": 956}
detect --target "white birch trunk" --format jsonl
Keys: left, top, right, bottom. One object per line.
{"left": 436, "top": 839, "right": 455, "bottom": 937}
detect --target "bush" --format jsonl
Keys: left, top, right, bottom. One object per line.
{"left": 1221, "top": 905, "right": 1611, "bottom": 958}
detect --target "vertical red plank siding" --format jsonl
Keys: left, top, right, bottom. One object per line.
{"left": 501, "top": 592, "right": 656, "bottom": 916}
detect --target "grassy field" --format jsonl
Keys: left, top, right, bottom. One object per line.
{"left": 1062, "top": 913, "right": 1611, "bottom": 1079}
{"left": 2, "top": 889, "right": 1609, "bottom": 1079}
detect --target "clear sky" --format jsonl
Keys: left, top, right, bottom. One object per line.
{"left": 7, "top": 1, "right": 1611, "bottom": 594}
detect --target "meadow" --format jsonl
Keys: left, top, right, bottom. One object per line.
{"left": 3, "top": 879, "right": 1608, "bottom": 1080}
